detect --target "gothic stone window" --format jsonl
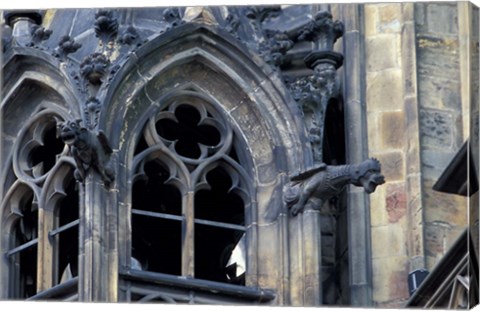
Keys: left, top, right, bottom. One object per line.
{"left": 1, "top": 105, "right": 80, "bottom": 299}
{"left": 124, "top": 91, "right": 252, "bottom": 302}
{"left": 2, "top": 7, "right": 341, "bottom": 305}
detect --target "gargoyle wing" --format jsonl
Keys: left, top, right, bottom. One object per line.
{"left": 97, "top": 130, "right": 113, "bottom": 154}
{"left": 290, "top": 163, "right": 327, "bottom": 182}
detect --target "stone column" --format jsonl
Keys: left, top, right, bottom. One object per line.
{"left": 401, "top": 2, "right": 426, "bottom": 274}
{"left": 78, "top": 172, "right": 118, "bottom": 302}
{"left": 288, "top": 9, "right": 345, "bottom": 306}
{"left": 415, "top": 1, "right": 468, "bottom": 272}
{"left": 458, "top": 2, "right": 479, "bottom": 258}
{"left": 341, "top": 4, "right": 373, "bottom": 306}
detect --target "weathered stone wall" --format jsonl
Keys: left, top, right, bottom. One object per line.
{"left": 365, "top": 2, "right": 469, "bottom": 308}
{"left": 365, "top": 3, "right": 411, "bottom": 307}
{"left": 414, "top": 2, "right": 468, "bottom": 271}
{"left": 468, "top": 4, "right": 479, "bottom": 259}
{"left": 474, "top": 5, "right": 479, "bottom": 260}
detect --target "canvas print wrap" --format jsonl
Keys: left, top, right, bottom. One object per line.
{"left": 0, "top": 2, "right": 479, "bottom": 308}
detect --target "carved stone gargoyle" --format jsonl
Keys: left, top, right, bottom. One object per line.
{"left": 284, "top": 158, "right": 385, "bottom": 216}
{"left": 56, "top": 119, "right": 114, "bottom": 187}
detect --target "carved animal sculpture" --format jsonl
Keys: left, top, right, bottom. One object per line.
{"left": 285, "top": 158, "right": 385, "bottom": 216}
{"left": 57, "top": 119, "right": 114, "bottom": 187}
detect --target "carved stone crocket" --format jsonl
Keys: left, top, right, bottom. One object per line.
{"left": 285, "top": 158, "right": 385, "bottom": 216}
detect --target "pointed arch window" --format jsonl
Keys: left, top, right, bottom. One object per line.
{"left": 50, "top": 172, "right": 79, "bottom": 286}
{"left": 128, "top": 91, "right": 253, "bottom": 301}
{"left": 4, "top": 185, "right": 38, "bottom": 299}
{"left": 1, "top": 108, "right": 80, "bottom": 300}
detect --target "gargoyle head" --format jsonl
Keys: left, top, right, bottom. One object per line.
{"left": 57, "top": 119, "right": 85, "bottom": 146}
{"left": 351, "top": 158, "right": 385, "bottom": 194}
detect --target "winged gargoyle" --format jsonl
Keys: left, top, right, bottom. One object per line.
{"left": 57, "top": 119, "right": 114, "bottom": 187}
{"left": 284, "top": 158, "right": 385, "bottom": 216}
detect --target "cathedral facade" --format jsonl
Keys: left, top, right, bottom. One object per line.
{"left": 1, "top": 3, "right": 478, "bottom": 308}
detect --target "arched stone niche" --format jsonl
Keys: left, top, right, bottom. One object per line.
{"left": 1, "top": 50, "right": 81, "bottom": 299}
{"left": 99, "top": 24, "right": 312, "bottom": 304}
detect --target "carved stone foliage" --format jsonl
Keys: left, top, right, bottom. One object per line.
{"left": 79, "top": 52, "right": 111, "bottom": 99}
{"left": 94, "top": 10, "right": 118, "bottom": 48}
{"left": 263, "top": 29, "right": 294, "bottom": 67}
{"left": 284, "top": 158, "right": 385, "bottom": 216}
{"left": 243, "top": 6, "right": 294, "bottom": 68}
{"left": 80, "top": 52, "right": 110, "bottom": 86}
{"left": 285, "top": 10, "right": 345, "bottom": 164}
{"left": 27, "top": 25, "right": 52, "bottom": 48}
{"left": 286, "top": 75, "right": 324, "bottom": 162}
{"left": 297, "top": 11, "right": 344, "bottom": 51}
{"left": 244, "top": 6, "right": 281, "bottom": 29}
{"left": 118, "top": 25, "right": 140, "bottom": 46}
{"left": 52, "top": 35, "right": 82, "bottom": 60}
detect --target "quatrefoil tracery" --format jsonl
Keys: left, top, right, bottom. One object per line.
{"left": 143, "top": 99, "right": 232, "bottom": 166}
{"left": 156, "top": 104, "right": 222, "bottom": 158}
{"left": 134, "top": 96, "right": 250, "bottom": 199}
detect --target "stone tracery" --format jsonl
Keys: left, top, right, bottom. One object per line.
{"left": 131, "top": 92, "right": 251, "bottom": 285}
{"left": 0, "top": 5, "right": 386, "bottom": 305}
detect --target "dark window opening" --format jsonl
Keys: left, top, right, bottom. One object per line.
{"left": 131, "top": 99, "right": 250, "bottom": 290}
{"left": 155, "top": 104, "right": 221, "bottom": 159}
{"left": 194, "top": 167, "right": 245, "bottom": 285}
{"left": 10, "top": 190, "right": 38, "bottom": 299}
{"left": 56, "top": 177, "right": 79, "bottom": 285}
{"left": 29, "top": 123, "right": 64, "bottom": 175}
{"left": 323, "top": 98, "right": 346, "bottom": 165}
{"left": 322, "top": 97, "right": 349, "bottom": 304}
{"left": 195, "top": 167, "right": 244, "bottom": 225}
{"left": 131, "top": 216, "right": 182, "bottom": 275}
{"left": 132, "top": 159, "right": 182, "bottom": 274}
{"left": 12, "top": 245, "right": 38, "bottom": 299}
{"left": 195, "top": 224, "right": 245, "bottom": 285}
{"left": 133, "top": 160, "right": 181, "bottom": 216}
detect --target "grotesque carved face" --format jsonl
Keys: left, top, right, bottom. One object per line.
{"left": 58, "top": 120, "right": 83, "bottom": 146}
{"left": 354, "top": 158, "right": 385, "bottom": 194}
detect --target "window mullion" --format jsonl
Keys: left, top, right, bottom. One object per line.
{"left": 38, "top": 207, "right": 56, "bottom": 292}
{"left": 181, "top": 191, "right": 195, "bottom": 278}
